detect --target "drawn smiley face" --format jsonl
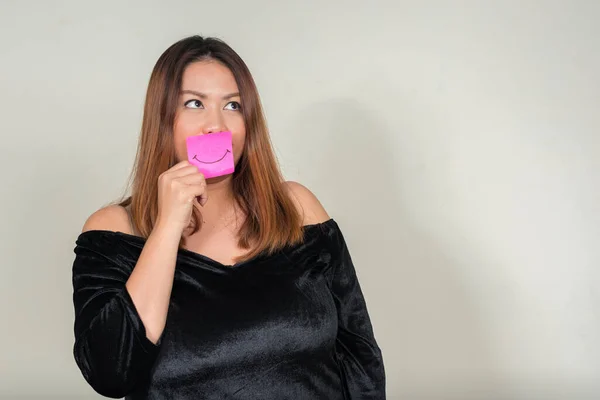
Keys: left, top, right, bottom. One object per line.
{"left": 192, "top": 149, "right": 232, "bottom": 164}
{"left": 186, "top": 131, "right": 235, "bottom": 178}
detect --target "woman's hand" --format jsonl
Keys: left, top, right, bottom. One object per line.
{"left": 155, "top": 161, "right": 207, "bottom": 234}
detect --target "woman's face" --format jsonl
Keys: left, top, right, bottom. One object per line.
{"left": 173, "top": 60, "right": 246, "bottom": 170}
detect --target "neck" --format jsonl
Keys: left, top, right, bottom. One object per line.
{"left": 202, "top": 174, "right": 237, "bottom": 217}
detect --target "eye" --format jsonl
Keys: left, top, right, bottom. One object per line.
{"left": 184, "top": 99, "right": 203, "bottom": 109}
{"left": 224, "top": 101, "right": 242, "bottom": 111}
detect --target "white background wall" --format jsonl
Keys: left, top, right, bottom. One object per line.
{"left": 0, "top": 1, "right": 598, "bottom": 399}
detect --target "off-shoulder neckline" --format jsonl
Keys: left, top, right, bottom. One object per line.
{"left": 77, "top": 218, "right": 337, "bottom": 269}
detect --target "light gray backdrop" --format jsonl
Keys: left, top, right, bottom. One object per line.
{"left": 0, "top": 1, "right": 598, "bottom": 399}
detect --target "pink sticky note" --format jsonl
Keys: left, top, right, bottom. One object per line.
{"left": 186, "top": 131, "right": 235, "bottom": 178}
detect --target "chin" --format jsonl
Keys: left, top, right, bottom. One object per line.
{"left": 206, "top": 174, "right": 234, "bottom": 184}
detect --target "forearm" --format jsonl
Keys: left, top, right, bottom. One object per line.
{"left": 125, "top": 223, "right": 181, "bottom": 344}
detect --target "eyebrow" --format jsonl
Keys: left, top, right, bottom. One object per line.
{"left": 181, "top": 90, "right": 240, "bottom": 100}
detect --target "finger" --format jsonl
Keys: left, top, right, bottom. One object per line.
{"left": 177, "top": 172, "right": 206, "bottom": 185}
{"left": 192, "top": 197, "right": 201, "bottom": 209}
{"left": 183, "top": 183, "right": 208, "bottom": 201}
{"left": 184, "top": 185, "right": 208, "bottom": 207}
{"left": 160, "top": 163, "right": 193, "bottom": 181}
{"left": 169, "top": 160, "right": 192, "bottom": 172}
{"left": 169, "top": 165, "right": 202, "bottom": 179}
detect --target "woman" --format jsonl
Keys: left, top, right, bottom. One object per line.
{"left": 72, "top": 35, "right": 385, "bottom": 399}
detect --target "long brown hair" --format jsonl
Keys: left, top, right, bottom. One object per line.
{"left": 117, "top": 36, "right": 303, "bottom": 262}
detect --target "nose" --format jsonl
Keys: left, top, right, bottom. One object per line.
{"left": 201, "top": 110, "right": 227, "bottom": 135}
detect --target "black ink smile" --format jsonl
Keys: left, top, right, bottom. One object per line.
{"left": 192, "top": 149, "right": 231, "bottom": 164}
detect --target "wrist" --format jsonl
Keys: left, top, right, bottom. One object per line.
{"left": 152, "top": 219, "right": 184, "bottom": 241}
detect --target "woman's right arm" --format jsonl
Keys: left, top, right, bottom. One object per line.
{"left": 72, "top": 161, "right": 207, "bottom": 398}
{"left": 72, "top": 206, "right": 181, "bottom": 398}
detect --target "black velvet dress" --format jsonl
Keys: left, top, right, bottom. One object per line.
{"left": 71, "top": 218, "right": 386, "bottom": 399}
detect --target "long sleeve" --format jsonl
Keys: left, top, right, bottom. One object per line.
{"left": 326, "top": 223, "right": 386, "bottom": 399}
{"left": 71, "top": 232, "right": 161, "bottom": 398}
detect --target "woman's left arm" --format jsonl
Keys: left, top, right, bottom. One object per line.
{"left": 285, "top": 181, "right": 386, "bottom": 399}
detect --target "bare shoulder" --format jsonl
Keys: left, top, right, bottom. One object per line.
{"left": 284, "top": 181, "right": 330, "bottom": 226}
{"left": 81, "top": 204, "right": 134, "bottom": 234}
